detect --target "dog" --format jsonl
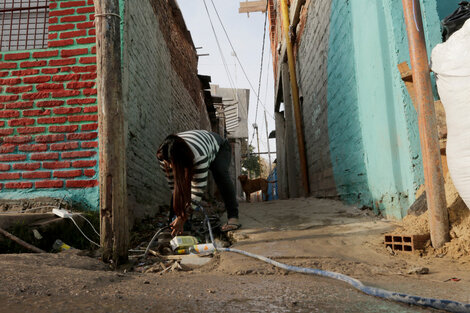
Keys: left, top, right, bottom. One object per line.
{"left": 238, "top": 175, "right": 276, "bottom": 202}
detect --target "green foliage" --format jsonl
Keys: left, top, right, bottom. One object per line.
{"left": 242, "top": 145, "right": 261, "bottom": 177}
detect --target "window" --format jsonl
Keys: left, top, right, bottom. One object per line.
{"left": 0, "top": 0, "right": 49, "bottom": 52}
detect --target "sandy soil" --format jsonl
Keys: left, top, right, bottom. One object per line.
{"left": 0, "top": 197, "right": 467, "bottom": 312}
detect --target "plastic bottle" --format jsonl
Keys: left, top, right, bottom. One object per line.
{"left": 189, "top": 243, "right": 215, "bottom": 254}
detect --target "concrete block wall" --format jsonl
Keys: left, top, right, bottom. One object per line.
{"left": 121, "top": 0, "right": 210, "bottom": 219}
{"left": 0, "top": 0, "right": 99, "bottom": 209}
{"left": 292, "top": 0, "right": 444, "bottom": 218}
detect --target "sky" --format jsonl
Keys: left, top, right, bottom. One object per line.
{"left": 178, "top": 0, "right": 276, "bottom": 166}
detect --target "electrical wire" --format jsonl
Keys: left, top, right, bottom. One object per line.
{"left": 68, "top": 215, "right": 100, "bottom": 247}
{"left": 253, "top": 0, "right": 269, "bottom": 127}
{"left": 208, "top": 0, "right": 274, "bottom": 121}
{"left": 73, "top": 213, "right": 100, "bottom": 237}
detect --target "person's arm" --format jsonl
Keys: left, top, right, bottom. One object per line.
{"left": 190, "top": 156, "right": 209, "bottom": 209}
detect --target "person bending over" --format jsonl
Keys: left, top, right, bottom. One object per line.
{"left": 157, "top": 130, "right": 240, "bottom": 236}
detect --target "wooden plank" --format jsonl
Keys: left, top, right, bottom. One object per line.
{"left": 397, "top": 62, "right": 417, "bottom": 112}
{"left": 239, "top": 0, "right": 267, "bottom": 13}
{"left": 94, "top": 0, "right": 129, "bottom": 265}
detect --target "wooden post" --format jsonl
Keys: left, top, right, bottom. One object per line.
{"left": 94, "top": 0, "right": 129, "bottom": 264}
{"left": 280, "top": 0, "right": 310, "bottom": 196}
{"left": 402, "top": 0, "right": 449, "bottom": 248}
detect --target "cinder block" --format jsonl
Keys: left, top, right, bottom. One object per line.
{"left": 384, "top": 233, "right": 430, "bottom": 252}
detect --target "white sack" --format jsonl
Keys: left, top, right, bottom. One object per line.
{"left": 431, "top": 19, "right": 470, "bottom": 208}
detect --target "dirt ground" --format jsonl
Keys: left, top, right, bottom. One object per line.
{"left": 0, "top": 197, "right": 469, "bottom": 312}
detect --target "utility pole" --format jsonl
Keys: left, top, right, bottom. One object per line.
{"left": 94, "top": 0, "right": 129, "bottom": 264}
{"left": 253, "top": 123, "right": 261, "bottom": 178}
{"left": 264, "top": 111, "right": 272, "bottom": 173}
{"left": 402, "top": 0, "right": 449, "bottom": 248}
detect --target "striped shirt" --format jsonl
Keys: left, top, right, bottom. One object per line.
{"left": 159, "top": 130, "right": 222, "bottom": 209}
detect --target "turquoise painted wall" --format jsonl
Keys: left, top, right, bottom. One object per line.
{"left": 326, "top": 0, "right": 444, "bottom": 218}
{"left": 436, "top": 0, "right": 460, "bottom": 21}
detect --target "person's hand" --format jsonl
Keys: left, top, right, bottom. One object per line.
{"left": 170, "top": 216, "right": 185, "bottom": 237}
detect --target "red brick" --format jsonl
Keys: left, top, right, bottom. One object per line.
{"left": 49, "top": 17, "right": 59, "bottom": 24}
{"left": 38, "top": 117, "right": 67, "bottom": 124}
{"left": 60, "top": 30, "right": 87, "bottom": 39}
{"left": 23, "top": 172, "right": 51, "bottom": 179}
{"left": 72, "top": 160, "right": 96, "bottom": 168}
{"left": 76, "top": 37, "right": 96, "bottom": 45}
{"left": 23, "top": 76, "right": 50, "bottom": 83}
{"left": 88, "top": 29, "right": 96, "bottom": 36}
{"left": 0, "top": 121, "right": 3, "bottom": 126}
{"left": 3, "top": 136, "right": 32, "bottom": 144}
{"left": 33, "top": 50, "right": 59, "bottom": 58}
{"left": 0, "top": 110, "right": 20, "bottom": 118}
{"left": 0, "top": 72, "right": 9, "bottom": 77}
{"left": 60, "top": 1, "right": 86, "bottom": 8}
{"left": 67, "top": 132, "right": 97, "bottom": 141}
{"left": 83, "top": 88, "right": 97, "bottom": 96}
{"left": 13, "top": 163, "right": 40, "bottom": 171}
{"left": 0, "top": 63, "right": 17, "bottom": 70}
{"left": 0, "top": 145, "right": 16, "bottom": 153}
{"left": 83, "top": 169, "right": 96, "bottom": 177}
{"left": 53, "top": 107, "right": 82, "bottom": 115}
{"left": 77, "top": 22, "right": 94, "bottom": 29}
{"left": 52, "top": 74, "right": 81, "bottom": 82}
{"left": 78, "top": 57, "right": 96, "bottom": 64}
{"left": 0, "top": 154, "right": 26, "bottom": 162}
{"left": 91, "top": 46, "right": 96, "bottom": 54}
{"left": 49, "top": 24, "right": 75, "bottom": 32}
{"left": 48, "top": 33, "right": 58, "bottom": 40}
{"left": 4, "top": 52, "right": 30, "bottom": 61}
{"left": 48, "top": 39, "right": 74, "bottom": 48}
{"left": 11, "top": 69, "right": 39, "bottom": 76}
{"left": 82, "top": 106, "right": 96, "bottom": 113}
{"left": 0, "top": 164, "right": 10, "bottom": 171}
{"left": 0, "top": 129, "right": 14, "bottom": 136}
{"left": 71, "top": 65, "right": 96, "bottom": 73}
{"left": 23, "top": 109, "right": 51, "bottom": 117}
{"left": 52, "top": 90, "right": 80, "bottom": 98}
{"left": 60, "top": 67, "right": 72, "bottom": 72}
{"left": 61, "top": 15, "right": 87, "bottom": 23}
{"left": 66, "top": 179, "right": 97, "bottom": 188}
{"left": 49, "top": 2, "right": 57, "bottom": 9}
{"left": 6, "top": 86, "right": 33, "bottom": 93}
{"left": 81, "top": 141, "right": 98, "bottom": 148}
{"left": 0, "top": 95, "right": 20, "bottom": 102}
{"left": 8, "top": 118, "right": 35, "bottom": 127}
{"left": 87, "top": 0, "right": 94, "bottom": 4}
{"left": 49, "top": 125, "right": 79, "bottom": 133}
{"left": 42, "top": 161, "right": 71, "bottom": 169}
{"left": 67, "top": 98, "right": 96, "bottom": 105}
{"left": 67, "top": 81, "right": 95, "bottom": 89}
{"left": 81, "top": 72, "right": 97, "bottom": 81}
{"left": 54, "top": 169, "right": 82, "bottom": 178}
{"left": 20, "top": 61, "right": 47, "bottom": 68}
{"left": 51, "top": 142, "right": 79, "bottom": 151}
{"left": 35, "top": 134, "right": 65, "bottom": 143}
{"left": 0, "top": 78, "right": 21, "bottom": 85}
{"left": 36, "top": 83, "right": 64, "bottom": 91}
{"left": 81, "top": 123, "right": 98, "bottom": 131}
{"left": 6, "top": 182, "right": 33, "bottom": 189}
{"left": 61, "top": 48, "right": 88, "bottom": 58}
{"left": 68, "top": 115, "right": 97, "bottom": 122}
{"left": 62, "top": 150, "right": 96, "bottom": 159}
{"left": 49, "top": 58, "right": 76, "bottom": 66}
{"left": 77, "top": 7, "right": 95, "bottom": 13}
{"left": 17, "top": 126, "right": 46, "bottom": 134}
{"left": 22, "top": 92, "right": 49, "bottom": 100}
{"left": 18, "top": 144, "right": 47, "bottom": 152}
{"left": 36, "top": 100, "right": 65, "bottom": 108}
{"left": 31, "top": 153, "right": 60, "bottom": 160}
{"left": 90, "top": 14, "right": 95, "bottom": 21}
{"left": 5, "top": 101, "right": 34, "bottom": 109}
{"left": 50, "top": 9, "right": 75, "bottom": 16}
{"left": 42, "top": 68, "right": 60, "bottom": 74}
{"left": 36, "top": 180, "right": 63, "bottom": 188}
{"left": 0, "top": 172, "right": 21, "bottom": 180}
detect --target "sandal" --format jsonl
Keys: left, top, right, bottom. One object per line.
{"left": 221, "top": 223, "right": 242, "bottom": 232}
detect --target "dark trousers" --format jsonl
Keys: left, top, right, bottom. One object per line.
{"left": 210, "top": 139, "right": 239, "bottom": 219}
{"left": 169, "top": 139, "right": 239, "bottom": 221}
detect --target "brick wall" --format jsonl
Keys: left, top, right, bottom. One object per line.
{"left": 0, "top": 0, "right": 99, "bottom": 209}
{"left": 121, "top": 0, "right": 210, "bottom": 219}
